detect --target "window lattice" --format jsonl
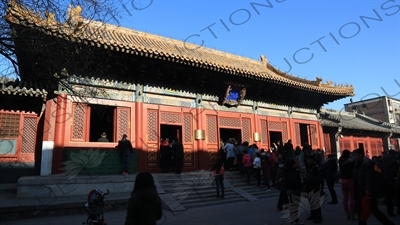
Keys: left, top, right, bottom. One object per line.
{"left": 281, "top": 122, "right": 288, "bottom": 143}
{"left": 294, "top": 123, "right": 301, "bottom": 145}
{"left": 21, "top": 117, "right": 36, "bottom": 153}
{"left": 207, "top": 115, "right": 217, "bottom": 143}
{"left": 268, "top": 121, "right": 281, "bottom": 131}
{"left": 183, "top": 114, "right": 192, "bottom": 143}
{"left": 0, "top": 113, "right": 20, "bottom": 138}
{"left": 310, "top": 124, "right": 318, "bottom": 145}
{"left": 219, "top": 117, "right": 241, "bottom": 127}
{"left": 261, "top": 120, "right": 268, "bottom": 144}
{"left": 72, "top": 104, "right": 87, "bottom": 140}
{"left": 147, "top": 110, "right": 158, "bottom": 142}
{"left": 242, "top": 118, "right": 251, "bottom": 142}
{"left": 117, "top": 108, "right": 130, "bottom": 140}
{"left": 160, "top": 112, "right": 182, "bottom": 124}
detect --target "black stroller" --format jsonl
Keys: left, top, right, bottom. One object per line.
{"left": 84, "top": 189, "right": 110, "bottom": 225}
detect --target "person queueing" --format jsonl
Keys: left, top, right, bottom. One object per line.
{"left": 211, "top": 158, "right": 225, "bottom": 199}
{"left": 117, "top": 134, "right": 134, "bottom": 175}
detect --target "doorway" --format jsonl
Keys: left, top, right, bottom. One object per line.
{"left": 269, "top": 131, "right": 282, "bottom": 146}
{"left": 299, "top": 124, "right": 311, "bottom": 146}
{"left": 358, "top": 143, "right": 364, "bottom": 151}
{"left": 219, "top": 128, "right": 242, "bottom": 144}
{"left": 160, "top": 124, "right": 182, "bottom": 142}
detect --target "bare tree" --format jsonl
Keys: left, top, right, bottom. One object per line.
{"left": 0, "top": 0, "right": 130, "bottom": 88}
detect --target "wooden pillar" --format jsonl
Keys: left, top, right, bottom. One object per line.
{"left": 252, "top": 102, "right": 262, "bottom": 145}
{"left": 52, "top": 94, "right": 68, "bottom": 174}
{"left": 195, "top": 94, "right": 207, "bottom": 169}
{"left": 135, "top": 84, "right": 144, "bottom": 170}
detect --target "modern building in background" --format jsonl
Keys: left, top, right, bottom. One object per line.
{"left": 344, "top": 96, "right": 400, "bottom": 125}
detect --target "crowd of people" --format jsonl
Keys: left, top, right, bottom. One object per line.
{"left": 214, "top": 138, "right": 400, "bottom": 225}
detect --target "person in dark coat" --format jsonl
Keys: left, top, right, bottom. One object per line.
{"left": 339, "top": 149, "right": 356, "bottom": 220}
{"left": 321, "top": 154, "right": 338, "bottom": 204}
{"left": 284, "top": 159, "right": 304, "bottom": 225}
{"left": 211, "top": 158, "right": 225, "bottom": 199}
{"left": 160, "top": 139, "right": 172, "bottom": 173}
{"left": 117, "top": 134, "right": 134, "bottom": 175}
{"left": 283, "top": 139, "right": 294, "bottom": 162}
{"left": 303, "top": 154, "right": 323, "bottom": 223}
{"left": 353, "top": 148, "right": 396, "bottom": 225}
{"left": 97, "top": 132, "right": 109, "bottom": 142}
{"left": 125, "top": 172, "right": 162, "bottom": 225}
{"left": 172, "top": 138, "right": 184, "bottom": 174}
{"left": 381, "top": 149, "right": 399, "bottom": 216}
{"left": 276, "top": 156, "right": 289, "bottom": 211}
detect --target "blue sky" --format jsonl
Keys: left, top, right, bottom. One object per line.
{"left": 112, "top": 0, "right": 400, "bottom": 110}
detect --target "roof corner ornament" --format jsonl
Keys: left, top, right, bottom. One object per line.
{"left": 67, "top": 5, "right": 83, "bottom": 29}
{"left": 326, "top": 80, "right": 333, "bottom": 86}
{"left": 315, "top": 77, "right": 322, "bottom": 86}
{"left": 260, "top": 55, "right": 268, "bottom": 66}
{"left": 45, "top": 11, "right": 55, "bottom": 24}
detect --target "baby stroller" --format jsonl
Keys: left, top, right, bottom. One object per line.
{"left": 84, "top": 189, "right": 109, "bottom": 225}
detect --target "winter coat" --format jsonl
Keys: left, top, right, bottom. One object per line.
{"left": 276, "top": 166, "right": 287, "bottom": 191}
{"left": 303, "top": 163, "right": 320, "bottom": 193}
{"left": 321, "top": 157, "right": 338, "bottom": 180}
{"left": 117, "top": 139, "right": 134, "bottom": 155}
{"left": 262, "top": 159, "right": 271, "bottom": 179}
{"left": 242, "top": 154, "right": 252, "bottom": 167}
{"left": 253, "top": 157, "right": 262, "bottom": 169}
{"left": 284, "top": 167, "right": 303, "bottom": 191}
{"left": 172, "top": 141, "right": 184, "bottom": 157}
{"left": 339, "top": 156, "right": 354, "bottom": 179}
{"left": 381, "top": 154, "right": 399, "bottom": 181}
{"left": 125, "top": 186, "right": 162, "bottom": 225}
{"left": 353, "top": 157, "right": 374, "bottom": 198}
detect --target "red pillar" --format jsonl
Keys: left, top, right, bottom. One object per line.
{"left": 52, "top": 94, "right": 68, "bottom": 174}
{"left": 135, "top": 101, "right": 144, "bottom": 170}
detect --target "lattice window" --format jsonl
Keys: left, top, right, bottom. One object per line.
{"left": 343, "top": 140, "right": 351, "bottom": 150}
{"left": 323, "top": 133, "right": 331, "bottom": 155}
{"left": 268, "top": 121, "right": 281, "bottom": 131}
{"left": 219, "top": 117, "right": 241, "bottom": 127}
{"left": 147, "top": 110, "right": 158, "bottom": 142}
{"left": 183, "top": 114, "right": 192, "bottom": 143}
{"left": 242, "top": 118, "right": 251, "bottom": 142}
{"left": 260, "top": 120, "right": 268, "bottom": 144}
{"left": 207, "top": 115, "right": 217, "bottom": 143}
{"left": 281, "top": 122, "right": 288, "bottom": 143}
{"left": 160, "top": 112, "right": 182, "bottom": 124}
{"left": 370, "top": 142, "right": 377, "bottom": 157}
{"left": 21, "top": 117, "right": 37, "bottom": 153}
{"left": 72, "top": 103, "right": 88, "bottom": 140}
{"left": 310, "top": 124, "right": 318, "bottom": 145}
{"left": 294, "top": 123, "right": 301, "bottom": 145}
{"left": 0, "top": 113, "right": 20, "bottom": 138}
{"left": 116, "top": 108, "right": 130, "bottom": 141}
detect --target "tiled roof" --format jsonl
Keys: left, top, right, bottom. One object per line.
{"left": 320, "top": 109, "right": 400, "bottom": 134}
{"left": 5, "top": 2, "right": 355, "bottom": 97}
{"left": 0, "top": 77, "right": 48, "bottom": 98}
